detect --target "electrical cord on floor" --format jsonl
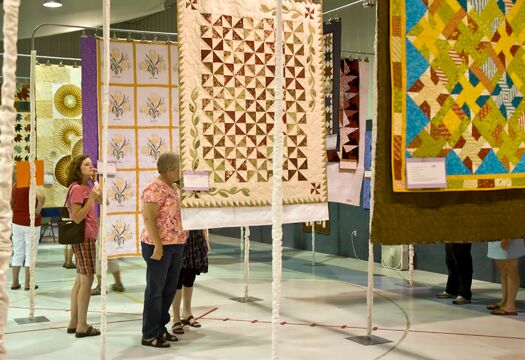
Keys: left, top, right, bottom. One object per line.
{"left": 351, "top": 230, "right": 364, "bottom": 261}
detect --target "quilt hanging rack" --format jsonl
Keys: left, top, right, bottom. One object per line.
{"left": 31, "top": 23, "right": 178, "bottom": 50}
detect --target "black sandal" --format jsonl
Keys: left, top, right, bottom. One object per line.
{"left": 161, "top": 331, "right": 179, "bottom": 342}
{"left": 67, "top": 327, "right": 76, "bottom": 334}
{"left": 141, "top": 337, "right": 170, "bottom": 348}
{"left": 181, "top": 315, "right": 201, "bottom": 328}
{"left": 172, "top": 322, "right": 184, "bottom": 334}
{"left": 75, "top": 325, "right": 101, "bottom": 338}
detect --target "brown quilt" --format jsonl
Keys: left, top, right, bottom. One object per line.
{"left": 371, "top": 1, "right": 525, "bottom": 245}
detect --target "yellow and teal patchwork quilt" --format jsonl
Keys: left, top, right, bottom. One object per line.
{"left": 391, "top": 0, "right": 525, "bottom": 191}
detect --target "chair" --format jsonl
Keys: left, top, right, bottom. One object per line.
{"left": 39, "top": 207, "right": 61, "bottom": 243}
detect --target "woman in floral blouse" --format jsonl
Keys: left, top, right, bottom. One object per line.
{"left": 140, "top": 152, "right": 188, "bottom": 348}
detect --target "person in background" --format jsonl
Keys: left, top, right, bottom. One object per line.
{"left": 91, "top": 257, "right": 125, "bottom": 295}
{"left": 487, "top": 239, "right": 525, "bottom": 315}
{"left": 63, "top": 245, "right": 75, "bottom": 269}
{"left": 171, "top": 229, "right": 210, "bottom": 334}
{"left": 436, "top": 243, "right": 473, "bottom": 305}
{"left": 65, "top": 154, "right": 102, "bottom": 338}
{"left": 141, "top": 152, "right": 188, "bottom": 348}
{"left": 11, "top": 167, "right": 45, "bottom": 290}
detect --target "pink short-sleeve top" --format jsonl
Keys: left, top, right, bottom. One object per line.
{"left": 67, "top": 183, "right": 98, "bottom": 241}
{"left": 141, "top": 178, "right": 188, "bottom": 245}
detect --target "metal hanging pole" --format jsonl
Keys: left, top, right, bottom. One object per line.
{"left": 323, "top": 0, "right": 365, "bottom": 15}
{"left": 31, "top": 23, "right": 178, "bottom": 50}
{"left": 0, "top": 52, "right": 81, "bottom": 62}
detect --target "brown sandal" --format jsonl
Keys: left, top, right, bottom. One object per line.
{"left": 141, "top": 337, "right": 170, "bottom": 348}
{"left": 75, "top": 325, "right": 101, "bottom": 338}
{"left": 181, "top": 315, "right": 201, "bottom": 328}
{"left": 172, "top": 322, "right": 184, "bottom": 334}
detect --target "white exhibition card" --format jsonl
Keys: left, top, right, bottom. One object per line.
{"left": 183, "top": 171, "right": 210, "bottom": 191}
{"left": 405, "top": 158, "right": 446, "bottom": 189}
{"left": 326, "top": 134, "right": 338, "bottom": 151}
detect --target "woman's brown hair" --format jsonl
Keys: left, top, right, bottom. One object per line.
{"left": 66, "top": 154, "right": 90, "bottom": 187}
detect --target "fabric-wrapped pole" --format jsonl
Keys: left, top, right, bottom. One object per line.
{"left": 28, "top": 50, "right": 37, "bottom": 319}
{"left": 366, "top": 2, "right": 379, "bottom": 339}
{"left": 0, "top": 0, "right": 21, "bottom": 355}
{"left": 271, "top": 0, "right": 284, "bottom": 358}
{"left": 243, "top": 226, "right": 251, "bottom": 299}
{"left": 99, "top": 0, "right": 111, "bottom": 358}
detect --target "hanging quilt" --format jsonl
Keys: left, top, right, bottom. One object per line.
{"left": 35, "top": 65, "right": 83, "bottom": 207}
{"left": 82, "top": 37, "right": 179, "bottom": 257}
{"left": 391, "top": 0, "right": 525, "bottom": 191}
{"left": 177, "top": 0, "right": 328, "bottom": 229}
{"left": 373, "top": 0, "right": 525, "bottom": 245}
{"left": 327, "top": 61, "right": 369, "bottom": 206}
{"left": 323, "top": 20, "right": 341, "bottom": 146}
{"left": 14, "top": 83, "right": 31, "bottom": 162}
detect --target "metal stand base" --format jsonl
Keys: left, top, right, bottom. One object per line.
{"left": 15, "top": 316, "right": 50, "bottom": 325}
{"left": 346, "top": 335, "right": 392, "bottom": 346}
{"left": 396, "top": 280, "right": 427, "bottom": 288}
{"left": 230, "top": 296, "right": 262, "bottom": 303}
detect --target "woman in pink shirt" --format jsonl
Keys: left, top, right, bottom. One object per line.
{"left": 65, "top": 155, "right": 101, "bottom": 338}
{"left": 141, "top": 152, "right": 188, "bottom": 348}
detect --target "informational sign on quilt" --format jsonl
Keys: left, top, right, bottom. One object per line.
{"left": 177, "top": 0, "right": 328, "bottom": 229}
{"left": 391, "top": 0, "right": 525, "bottom": 191}
{"left": 35, "top": 64, "right": 83, "bottom": 207}
{"left": 81, "top": 37, "right": 180, "bottom": 257}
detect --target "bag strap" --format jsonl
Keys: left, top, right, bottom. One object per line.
{"left": 63, "top": 182, "right": 78, "bottom": 208}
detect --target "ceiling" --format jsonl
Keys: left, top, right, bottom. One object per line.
{"left": 0, "top": 0, "right": 167, "bottom": 39}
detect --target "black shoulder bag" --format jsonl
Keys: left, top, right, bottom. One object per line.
{"left": 57, "top": 184, "right": 86, "bottom": 245}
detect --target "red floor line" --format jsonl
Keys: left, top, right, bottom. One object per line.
{"left": 202, "top": 317, "right": 525, "bottom": 341}
{"left": 196, "top": 307, "right": 218, "bottom": 320}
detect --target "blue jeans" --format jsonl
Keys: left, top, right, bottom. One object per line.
{"left": 141, "top": 242, "right": 185, "bottom": 339}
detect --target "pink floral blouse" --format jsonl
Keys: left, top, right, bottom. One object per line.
{"left": 141, "top": 178, "right": 188, "bottom": 245}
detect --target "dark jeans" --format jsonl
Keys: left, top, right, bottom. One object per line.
{"left": 141, "top": 242, "right": 185, "bottom": 339}
{"left": 445, "top": 243, "right": 473, "bottom": 300}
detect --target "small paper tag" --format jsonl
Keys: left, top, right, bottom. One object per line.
{"left": 183, "top": 171, "right": 210, "bottom": 191}
{"left": 326, "top": 134, "right": 338, "bottom": 151}
{"left": 406, "top": 158, "right": 446, "bottom": 189}
{"left": 364, "top": 170, "right": 372, "bottom": 178}
{"left": 97, "top": 160, "right": 117, "bottom": 177}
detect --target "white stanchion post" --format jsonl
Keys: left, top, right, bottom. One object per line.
{"left": 240, "top": 226, "right": 245, "bottom": 255}
{"left": 243, "top": 226, "right": 251, "bottom": 299}
{"left": 0, "top": 0, "right": 21, "bottom": 354}
{"left": 28, "top": 50, "right": 37, "bottom": 319}
{"left": 100, "top": 0, "right": 111, "bottom": 358}
{"left": 366, "top": 2, "right": 379, "bottom": 340}
{"left": 271, "top": 0, "right": 284, "bottom": 358}
{"left": 311, "top": 222, "right": 316, "bottom": 266}
{"left": 408, "top": 244, "right": 414, "bottom": 285}
{"left": 366, "top": 240, "right": 374, "bottom": 337}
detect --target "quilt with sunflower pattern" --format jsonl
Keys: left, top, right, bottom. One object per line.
{"left": 35, "top": 64, "right": 83, "bottom": 207}
{"left": 391, "top": 0, "right": 525, "bottom": 191}
{"left": 81, "top": 37, "right": 180, "bottom": 257}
